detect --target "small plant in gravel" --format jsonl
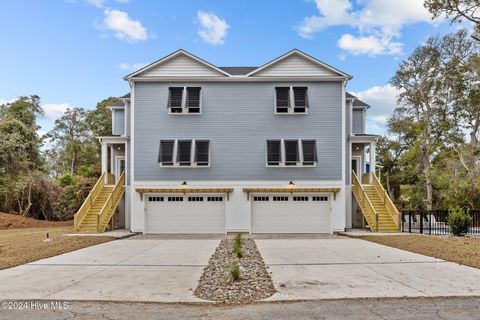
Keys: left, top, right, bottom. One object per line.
{"left": 233, "top": 241, "right": 243, "bottom": 258}
{"left": 230, "top": 262, "right": 241, "bottom": 281}
{"left": 448, "top": 207, "right": 472, "bottom": 236}
{"left": 234, "top": 233, "right": 242, "bottom": 246}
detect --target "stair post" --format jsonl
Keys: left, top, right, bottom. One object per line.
{"left": 97, "top": 214, "right": 100, "bottom": 233}
{"left": 375, "top": 213, "right": 379, "bottom": 232}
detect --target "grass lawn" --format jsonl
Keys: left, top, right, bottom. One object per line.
{"left": 0, "top": 226, "right": 115, "bottom": 270}
{"left": 361, "top": 235, "right": 480, "bottom": 269}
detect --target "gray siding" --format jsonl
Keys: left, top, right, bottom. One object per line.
{"left": 113, "top": 109, "right": 125, "bottom": 136}
{"left": 352, "top": 109, "right": 364, "bottom": 134}
{"left": 346, "top": 104, "right": 351, "bottom": 184}
{"left": 134, "top": 81, "right": 343, "bottom": 181}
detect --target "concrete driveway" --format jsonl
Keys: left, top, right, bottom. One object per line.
{"left": 0, "top": 238, "right": 219, "bottom": 302}
{"left": 256, "top": 238, "right": 480, "bottom": 300}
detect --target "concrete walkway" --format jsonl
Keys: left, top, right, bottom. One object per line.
{"left": 256, "top": 238, "right": 480, "bottom": 301}
{"left": 0, "top": 239, "right": 219, "bottom": 302}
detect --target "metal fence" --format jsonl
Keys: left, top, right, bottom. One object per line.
{"left": 401, "top": 210, "right": 480, "bottom": 235}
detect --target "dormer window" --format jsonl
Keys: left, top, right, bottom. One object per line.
{"left": 168, "top": 87, "right": 202, "bottom": 114}
{"left": 275, "top": 87, "right": 308, "bottom": 114}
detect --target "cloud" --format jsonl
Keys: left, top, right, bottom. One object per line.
{"left": 42, "top": 103, "right": 71, "bottom": 120}
{"left": 118, "top": 62, "right": 146, "bottom": 70}
{"left": 338, "top": 34, "right": 402, "bottom": 56}
{"left": 101, "top": 9, "right": 148, "bottom": 42}
{"left": 86, "top": 0, "right": 105, "bottom": 7}
{"left": 351, "top": 84, "right": 401, "bottom": 134}
{"left": 298, "top": 0, "right": 434, "bottom": 56}
{"left": 197, "top": 11, "right": 229, "bottom": 45}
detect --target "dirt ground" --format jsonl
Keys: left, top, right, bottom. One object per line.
{"left": 362, "top": 235, "right": 480, "bottom": 269}
{"left": 0, "top": 212, "right": 72, "bottom": 230}
{"left": 0, "top": 226, "right": 114, "bottom": 270}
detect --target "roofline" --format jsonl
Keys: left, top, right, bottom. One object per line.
{"left": 245, "top": 49, "right": 353, "bottom": 79}
{"left": 127, "top": 76, "right": 349, "bottom": 82}
{"left": 123, "top": 49, "right": 232, "bottom": 79}
{"left": 106, "top": 105, "right": 125, "bottom": 110}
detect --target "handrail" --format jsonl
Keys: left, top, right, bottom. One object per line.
{"left": 97, "top": 171, "right": 125, "bottom": 232}
{"left": 352, "top": 170, "right": 378, "bottom": 231}
{"left": 74, "top": 172, "right": 105, "bottom": 232}
{"left": 372, "top": 172, "right": 400, "bottom": 230}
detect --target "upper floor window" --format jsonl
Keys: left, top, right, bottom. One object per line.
{"left": 275, "top": 87, "right": 308, "bottom": 114}
{"left": 159, "top": 139, "right": 210, "bottom": 167}
{"left": 168, "top": 87, "right": 202, "bottom": 114}
{"left": 266, "top": 139, "right": 317, "bottom": 167}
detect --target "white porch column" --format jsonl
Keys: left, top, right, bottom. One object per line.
{"left": 369, "top": 140, "right": 376, "bottom": 183}
{"left": 101, "top": 141, "right": 108, "bottom": 176}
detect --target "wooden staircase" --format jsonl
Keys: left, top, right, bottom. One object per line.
{"left": 352, "top": 171, "right": 400, "bottom": 232}
{"left": 74, "top": 172, "right": 125, "bottom": 233}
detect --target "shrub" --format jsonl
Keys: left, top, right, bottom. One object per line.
{"left": 235, "top": 233, "right": 242, "bottom": 247}
{"left": 448, "top": 207, "right": 472, "bottom": 236}
{"left": 230, "top": 262, "right": 241, "bottom": 281}
{"left": 233, "top": 241, "right": 243, "bottom": 258}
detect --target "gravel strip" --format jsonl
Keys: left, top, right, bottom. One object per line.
{"left": 194, "top": 238, "right": 276, "bottom": 303}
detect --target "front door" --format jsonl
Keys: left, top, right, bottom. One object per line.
{"left": 116, "top": 156, "right": 125, "bottom": 182}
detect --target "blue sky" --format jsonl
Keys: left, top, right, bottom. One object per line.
{"left": 0, "top": 0, "right": 463, "bottom": 135}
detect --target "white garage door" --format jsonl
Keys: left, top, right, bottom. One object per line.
{"left": 145, "top": 195, "right": 225, "bottom": 234}
{"left": 252, "top": 194, "right": 331, "bottom": 233}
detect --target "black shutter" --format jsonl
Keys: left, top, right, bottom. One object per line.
{"left": 275, "top": 87, "right": 290, "bottom": 113}
{"left": 195, "top": 140, "right": 209, "bottom": 166}
{"left": 186, "top": 87, "right": 201, "bottom": 113}
{"left": 168, "top": 87, "right": 183, "bottom": 113}
{"left": 177, "top": 140, "right": 192, "bottom": 165}
{"left": 267, "top": 140, "right": 281, "bottom": 165}
{"left": 284, "top": 140, "right": 299, "bottom": 165}
{"left": 293, "top": 87, "right": 308, "bottom": 113}
{"left": 159, "top": 140, "right": 175, "bottom": 165}
{"left": 302, "top": 140, "right": 317, "bottom": 165}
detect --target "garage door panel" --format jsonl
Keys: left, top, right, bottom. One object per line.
{"left": 146, "top": 195, "right": 225, "bottom": 234}
{"left": 252, "top": 194, "right": 331, "bottom": 233}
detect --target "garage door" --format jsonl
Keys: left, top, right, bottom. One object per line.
{"left": 145, "top": 195, "right": 225, "bottom": 234}
{"left": 252, "top": 194, "right": 331, "bottom": 233}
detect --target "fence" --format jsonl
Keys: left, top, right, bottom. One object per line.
{"left": 401, "top": 210, "right": 480, "bottom": 235}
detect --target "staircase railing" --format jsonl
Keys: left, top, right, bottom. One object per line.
{"left": 352, "top": 170, "right": 378, "bottom": 231}
{"left": 97, "top": 171, "right": 125, "bottom": 232}
{"left": 74, "top": 172, "right": 105, "bottom": 232}
{"left": 372, "top": 172, "right": 400, "bottom": 231}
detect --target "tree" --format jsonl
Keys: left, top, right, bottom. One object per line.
{"left": 424, "top": 0, "right": 480, "bottom": 41}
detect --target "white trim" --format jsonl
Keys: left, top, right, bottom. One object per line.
{"left": 124, "top": 49, "right": 232, "bottom": 79}
{"left": 115, "top": 156, "right": 126, "bottom": 181}
{"left": 349, "top": 135, "right": 379, "bottom": 143}
{"left": 352, "top": 155, "right": 362, "bottom": 177}
{"left": 245, "top": 49, "right": 352, "bottom": 79}
{"left": 107, "top": 106, "right": 125, "bottom": 110}
{"left": 128, "top": 76, "right": 348, "bottom": 82}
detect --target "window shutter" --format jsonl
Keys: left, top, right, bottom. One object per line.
{"left": 168, "top": 87, "right": 183, "bottom": 112}
{"left": 177, "top": 140, "right": 192, "bottom": 165}
{"left": 186, "top": 87, "right": 201, "bottom": 113}
{"left": 302, "top": 140, "right": 317, "bottom": 165}
{"left": 275, "top": 87, "right": 290, "bottom": 113}
{"left": 159, "top": 140, "right": 175, "bottom": 165}
{"left": 267, "top": 140, "right": 281, "bottom": 165}
{"left": 284, "top": 140, "right": 299, "bottom": 165}
{"left": 195, "top": 140, "right": 209, "bottom": 166}
{"left": 293, "top": 87, "right": 308, "bottom": 112}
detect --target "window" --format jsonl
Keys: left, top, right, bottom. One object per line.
{"left": 207, "top": 196, "right": 223, "bottom": 202}
{"left": 253, "top": 196, "right": 269, "bottom": 201}
{"left": 266, "top": 139, "right": 317, "bottom": 167}
{"left": 312, "top": 196, "right": 328, "bottom": 201}
{"left": 159, "top": 140, "right": 175, "bottom": 166}
{"left": 188, "top": 196, "right": 204, "bottom": 202}
{"left": 168, "top": 87, "right": 202, "bottom": 114}
{"left": 293, "top": 196, "right": 309, "bottom": 201}
{"left": 148, "top": 196, "right": 164, "bottom": 202}
{"left": 168, "top": 196, "right": 184, "bottom": 202}
{"left": 275, "top": 87, "right": 308, "bottom": 114}
{"left": 159, "top": 139, "right": 210, "bottom": 167}
{"left": 267, "top": 140, "right": 281, "bottom": 166}
{"left": 273, "top": 196, "right": 288, "bottom": 201}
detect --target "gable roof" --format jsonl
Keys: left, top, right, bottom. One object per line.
{"left": 245, "top": 49, "right": 352, "bottom": 79}
{"left": 219, "top": 67, "right": 257, "bottom": 75}
{"left": 346, "top": 92, "right": 370, "bottom": 108}
{"left": 124, "top": 49, "right": 232, "bottom": 79}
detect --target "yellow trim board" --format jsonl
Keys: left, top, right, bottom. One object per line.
{"left": 242, "top": 187, "right": 341, "bottom": 200}
{"left": 135, "top": 188, "right": 234, "bottom": 200}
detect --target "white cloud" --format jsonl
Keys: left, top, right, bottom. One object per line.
{"left": 42, "top": 103, "right": 71, "bottom": 121}
{"left": 298, "top": 0, "right": 435, "bottom": 56}
{"left": 102, "top": 9, "right": 148, "bottom": 42}
{"left": 351, "top": 84, "right": 401, "bottom": 135}
{"left": 197, "top": 11, "right": 229, "bottom": 45}
{"left": 86, "top": 0, "right": 105, "bottom": 7}
{"left": 118, "top": 62, "right": 146, "bottom": 70}
{"left": 338, "top": 34, "right": 402, "bottom": 56}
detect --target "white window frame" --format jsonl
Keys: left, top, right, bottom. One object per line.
{"left": 266, "top": 139, "right": 317, "bottom": 168}
{"left": 168, "top": 87, "right": 202, "bottom": 115}
{"left": 274, "top": 87, "right": 309, "bottom": 115}
{"left": 159, "top": 139, "right": 210, "bottom": 168}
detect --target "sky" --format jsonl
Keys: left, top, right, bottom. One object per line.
{"left": 0, "top": 0, "right": 467, "bottom": 135}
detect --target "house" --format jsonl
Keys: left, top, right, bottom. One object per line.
{"left": 73, "top": 49, "right": 399, "bottom": 234}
